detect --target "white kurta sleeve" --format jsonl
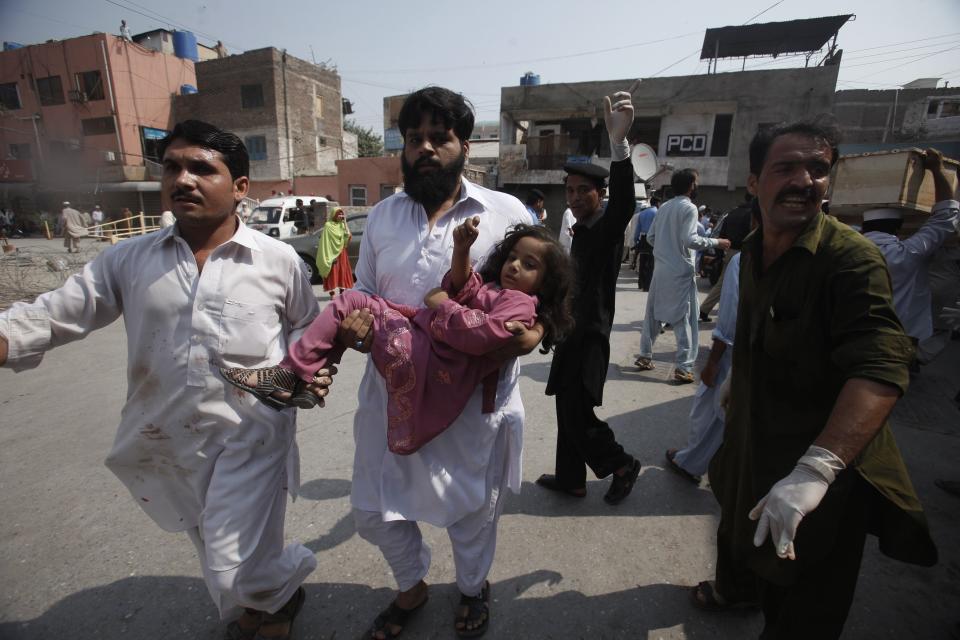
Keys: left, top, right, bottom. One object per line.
{"left": 282, "top": 245, "right": 321, "bottom": 344}
{"left": 712, "top": 253, "right": 741, "bottom": 346}
{"left": 0, "top": 249, "right": 123, "bottom": 371}
{"left": 354, "top": 210, "right": 378, "bottom": 296}
{"left": 682, "top": 202, "right": 717, "bottom": 252}
{"left": 901, "top": 200, "right": 958, "bottom": 259}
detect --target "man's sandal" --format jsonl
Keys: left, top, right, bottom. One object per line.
{"left": 535, "top": 474, "right": 587, "bottom": 498}
{"left": 689, "top": 581, "right": 757, "bottom": 612}
{"left": 455, "top": 581, "right": 490, "bottom": 638}
{"left": 634, "top": 357, "right": 655, "bottom": 371}
{"left": 368, "top": 595, "right": 428, "bottom": 639}
{"left": 224, "top": 609, "right": 262, "bottom": 640}
{"left": 220, "top": 366, "right": 321, "bottom": 410}
{"left": 253, "top": 586, "right": 306, "bottom": 640}
{"left": 665, "top": 449, "right": 702, "bottom": 485}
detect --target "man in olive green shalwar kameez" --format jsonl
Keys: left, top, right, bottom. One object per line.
{"left": 707, "top": 118, "right": 937, "bottom": 640}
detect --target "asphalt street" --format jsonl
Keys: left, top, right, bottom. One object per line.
{"left": 0, "top": 241, "right": 958, "bottom": 639}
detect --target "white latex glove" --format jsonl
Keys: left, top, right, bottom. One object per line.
{"left": 603, "top": 90, "right": 635, "bottom": 161}
{"left": 941, "top": 305, "right": 960, "bottom": 331}
{"left": 749, "top": 445, "right": 845, "bottom": 560}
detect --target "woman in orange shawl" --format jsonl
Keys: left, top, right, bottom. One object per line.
{"left": 315, "top": 207, "right": 354, "bottom": 297}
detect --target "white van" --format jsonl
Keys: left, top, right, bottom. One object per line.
{"left": 247, "top": 195, "right": 329, "bottom": 238}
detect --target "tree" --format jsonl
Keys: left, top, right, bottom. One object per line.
{"left": 344, "top": 119, "right": 384, "bottom": 158}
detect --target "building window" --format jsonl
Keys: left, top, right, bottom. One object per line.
{"left": 36, "top": 76, "right": 65, "bottom": 106}
{"left": 140, "top": 126, "right": 169, "bottom": 162}
{"left": 81, "top": 117, "right": 116, "bottom": 136}
{"left": 0, "top": 82, "right": 21, "bottom": 110}
{"left": 241, "top": 84, "right": 264, "bottom": 109}
{"left": 246, "top": 135, "right": 267, "bottom": 161}
{"left": 350, "top": 185, "right": 367, "bottom": 206}
{"left": 380, "top": 184, "right": 396, "bottom": 201}
{"left": 710, "top": 114, "right": 733, "bottom": 157}
{"left": 76, "top": 70, "right": 105, "bottom": 101}
{"left": 9, "top": 143, "right": 31, "bottom": 159}
{"left": 927, "top": 99, "right": 960, "bottom": 119}
{"left": 314, "top": 93, "right": 323, "bottom": 118}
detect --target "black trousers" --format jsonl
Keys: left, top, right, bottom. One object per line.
{"left": 636, "top": 236, "right": 654, "bottom": 291}
{"left": 755, "top": 475, "right": 870, "bottom": 640}
{"left": 553, "top": 383, "right": 633, "bottom": 489}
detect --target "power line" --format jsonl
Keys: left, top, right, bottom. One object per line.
{"left": 853, "top": 44, "right": 960, "bottom": 81}
{"left": 341, "top": 31, "right": 703, "bottom": 75}
{"left": 102, "top": 0, "right": 245, "bottom": 52}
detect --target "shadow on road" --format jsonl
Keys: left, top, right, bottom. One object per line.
{"left": 0, "top": 570, "right": 761, "bottom": 640}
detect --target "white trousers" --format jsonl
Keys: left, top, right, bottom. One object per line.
{"left": 186, "top": 474, "right": 317, "bottom": 621}
{"left": 353, "top": 423, "right": 511, "bottom": 598}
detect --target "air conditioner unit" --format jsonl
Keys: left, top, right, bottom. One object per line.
{"left": 68, "top": 89, "right": 87, "bottom": 103}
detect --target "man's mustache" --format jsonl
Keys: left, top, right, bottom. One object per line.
{"left": 774, "top": 187, "right": 815, "bottom": 203}
{"left": 413, "top": 157, "right": 442, "bottom": 170}
{"left": 171, "top": 190, "right": 202, "bottom": 203}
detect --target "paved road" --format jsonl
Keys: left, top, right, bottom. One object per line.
{"left": 1, "top": 262, "right": 957, "bottom": 639}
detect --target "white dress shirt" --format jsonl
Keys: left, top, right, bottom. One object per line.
{"left": 864, "top": 200, "right": 959, "bottom": 341}
{"left": 646, "top": 195, "right": 719, "bottom": 324}
{"left": 351, "top": 178, "right": 530, "bottom": 527}
{"left": 559, "top": 208, "right": 576, "bottom": 254}
{"left": 0, "top": 219, "right": 319, "bottom": 567}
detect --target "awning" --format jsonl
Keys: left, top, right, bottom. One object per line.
{"left": 700, "top": 15, "right": 853, "bottom": 59}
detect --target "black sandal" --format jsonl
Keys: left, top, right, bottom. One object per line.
{"left": 368, "top": 596, "right": 428, "bottom": 639}
{"left": 224, "top": 608, "right": 262, "bottom": 640}
{"left": 665, "top": 449, "right": 702, "bottom": 485}
{"left": 219, "top": 366, "right": 321, "bottom": 410}
{"left": 455, "top": 581, "right": 490, "bottom": 638}
{"left": 253, "top": 586, "right": 306, "bottom": 640}
{"left": 535, "top": 474, "right": 586, "bottom": 498}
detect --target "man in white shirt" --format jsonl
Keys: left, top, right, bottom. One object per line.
{"left": 337, "top": 87, "right": 540, "bottom": 639}
{"left": 91, "top": 204, "right": 104, "bottom": 236}
{"left": 861, "top": 148, "right": 959, "bottom": 353}
{"left": 558, "top": 207, "right": 576, "bottom": 253}
{"left": 636, "top": 170, "right": 730, "bottom": 383}
{"left": 0, "top": 120, "right": 330, "bottom": 640}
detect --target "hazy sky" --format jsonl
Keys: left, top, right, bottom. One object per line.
{"left": 3, "top": 0, "right": 959, "bottom": 134}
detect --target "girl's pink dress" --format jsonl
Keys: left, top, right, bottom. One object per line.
{"left": 280, "top": 271, "right": 537, "bottom": 454}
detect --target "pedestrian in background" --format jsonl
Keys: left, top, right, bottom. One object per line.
{"left": 316, "top": 206, "right": 354, "bottom": 297}
{"left": 539, "top": 90, "right": 642, "bottom": 506}
{"left": 636, "top": 170, "right": 730, "bottom": 383}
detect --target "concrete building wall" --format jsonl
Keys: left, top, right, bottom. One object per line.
{"left": 174, "top": 48, "right": 344, "bottom": 182}
{"left": 834, "top": 87, "right": 960, "bottom": 145}
{"left": 335, "top": 156, "right": 401, "bottom": 206}
{"left": 499, "top": 66, "right": 840, "bottom": 190}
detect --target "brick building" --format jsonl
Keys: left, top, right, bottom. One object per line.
{"left": 174, "top": 48, "right": 355, "bottom": 196}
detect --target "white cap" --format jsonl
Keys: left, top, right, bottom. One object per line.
{"left": 698, "top": 205, "right": 707, "bottom": 213}
{"left": 863, "top": 208, "right": 903, "bottom": 222}
{"left": 62, "top": 201, "right": 70, "bottom": 206}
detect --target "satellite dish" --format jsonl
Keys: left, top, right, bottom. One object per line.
{"left": 630, "top": 143, "right": 658, "bottom": 181}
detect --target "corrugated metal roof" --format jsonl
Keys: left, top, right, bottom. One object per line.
{"left": 700, "top": 15, "right": 853, "bottom": 59}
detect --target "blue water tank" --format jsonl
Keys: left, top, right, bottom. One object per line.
{"left": 520, "top": 72, "right": 540, "bottom": 86}
{"left": 172, "top": 30, "right": 199, "bottom": 62}
{"left": 180, "top": 84, "right": 198, "bottom": 95}
{"left": 3, "top": 42, "right": 24, "bottom": 51}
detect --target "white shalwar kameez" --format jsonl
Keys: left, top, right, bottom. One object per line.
{"left": 673, "top": 253, "right": 740, "bottom": 476}
{"left": 0, "top": 219, "right": 319, "bottom": 620}
{"left": 639, "top": 195, "right": 720, "bottom": 372}
{"left": 863, "top": 199, "right": 959, "bottom": 341}
{"left": 350, "top": 178, "right": 529, "bottom": 597}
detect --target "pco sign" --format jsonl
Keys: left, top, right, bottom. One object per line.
{"left": 666, "top": 134, "right": 707, "bottom": 157}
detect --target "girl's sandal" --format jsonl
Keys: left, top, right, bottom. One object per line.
{"left": 454, "top": 581, "right": 490, "bottom": 638}
{"left": 219, "top": 366, "right": 321, "bottom": 411}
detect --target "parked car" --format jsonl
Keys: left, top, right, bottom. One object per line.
{"left": 247, "top": 195, "right": 329, "bottom": 239}
{"left": 281, "top": 213, "right": 368, "bottom": 284}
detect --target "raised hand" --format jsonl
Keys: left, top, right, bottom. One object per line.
{"left": 603, "top": 90, "right": 635, "bottom": 144}
{"left": 454, "top": 216, "right": 481, "bottom": 251}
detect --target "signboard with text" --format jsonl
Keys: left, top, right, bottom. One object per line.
{"left": 665, "top": 134, "right": 707, "bottom": 157}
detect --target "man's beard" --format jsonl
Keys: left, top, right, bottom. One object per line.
{"left": 402, "top": 150, "right": 466, "bottom": 210}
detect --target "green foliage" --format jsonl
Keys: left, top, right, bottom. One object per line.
{"left": 344, "top": 119, "right": 384, "bottom": 158}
